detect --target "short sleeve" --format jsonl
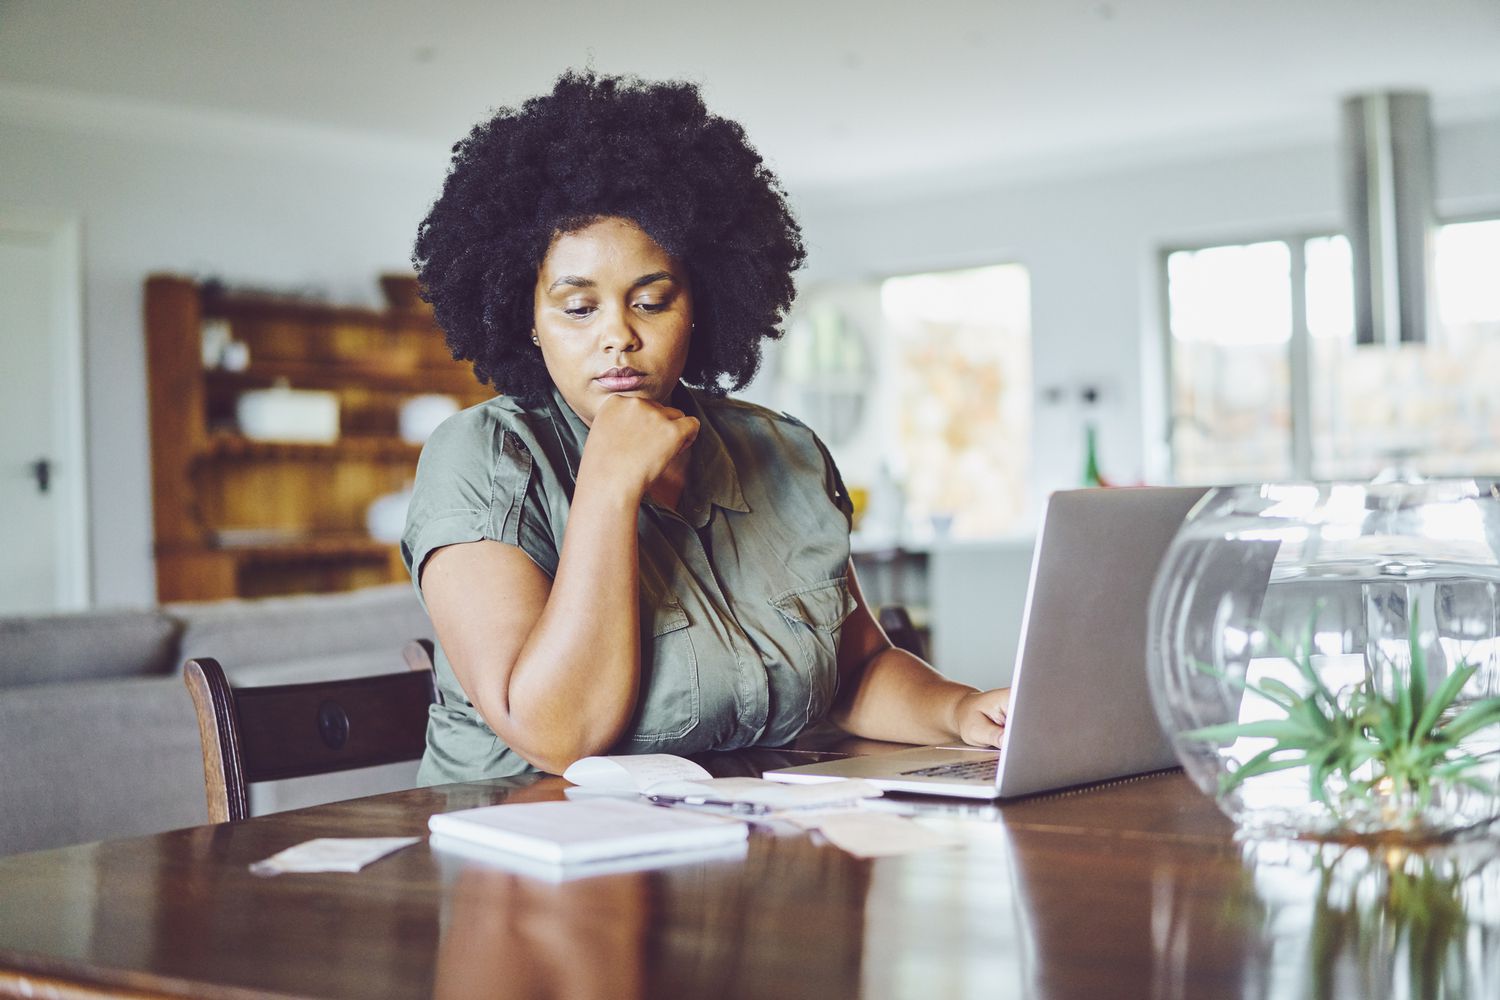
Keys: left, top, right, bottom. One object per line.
{"left": 400, "top": 409, "right": 560, "bottom": 604}
{"left": 784, "top": 414, "right": 855, "bottom": 530}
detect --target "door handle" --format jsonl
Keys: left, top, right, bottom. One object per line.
{"left": 31, "top": 458, "right": 51, "bottom": 494}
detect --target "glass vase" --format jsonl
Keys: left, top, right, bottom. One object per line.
{"left": 1148, "top": 479, "right": 1500, "bottom": 840}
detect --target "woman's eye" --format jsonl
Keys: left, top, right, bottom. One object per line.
{"left": 563, "top": 305, "right": 595, "bottom": 318}
{"left": 635, "top": 300, "right": 669, "bottom": 313}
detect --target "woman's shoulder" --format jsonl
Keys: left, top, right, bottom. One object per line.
{"left": 420, "top": 394, "right": 549, "bottom": 460}
{"left": 694, "top": 392, "right": 822, "bottom": 445}
{"left": 693, "top": 392, "right": 843, "bottom": 490}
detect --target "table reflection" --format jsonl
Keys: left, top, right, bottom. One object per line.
{"left": 1231, "top": 839, "right": 1500, "bottom": 1000}
{"left": 434, "top": 864, "right": 650, "bottom": 1000}
{"left": 432, "top": 829, "right": 875, "bottom": 1000}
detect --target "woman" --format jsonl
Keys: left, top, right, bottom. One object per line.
{"left": 405, "top": 71, "right": 1008, "bottom": 782}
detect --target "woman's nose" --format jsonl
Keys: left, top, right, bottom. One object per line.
{"left": 598, "top": 307, "right": 641, "bottom": 353}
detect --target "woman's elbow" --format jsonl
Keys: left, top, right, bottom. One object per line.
{"left": 477, "top": 700, "right": 626, "bottom": 775}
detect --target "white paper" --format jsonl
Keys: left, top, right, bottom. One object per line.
{"left": 785, "top": 813, "right": 964, "bottom": 858}
{"left": 563, "top": 753, "right": 712, "bottom": 792}
{"left": 249, "top": 837, "right": 420, "bottom": 876}
{"left": 646, "top": 776, "right": 884, "bottom": 811}
{"left": 564, "top": 755, "right": 882, "bottom": 813}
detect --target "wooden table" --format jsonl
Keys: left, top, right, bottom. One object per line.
{"left": 3, "top": 744, "right": 1499, "bottom": 1000}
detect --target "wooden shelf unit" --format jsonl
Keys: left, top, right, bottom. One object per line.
{"left": 144, "top": 275, "right": 492, "bottom": 602}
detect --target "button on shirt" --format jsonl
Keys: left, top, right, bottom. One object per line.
{"left": 401, "top": 387, "right": 855, "bottom": 783}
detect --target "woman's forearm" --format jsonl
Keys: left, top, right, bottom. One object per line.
{"left": 830, "top": 648, "right": 975, "bottom": 745}
{"left": 498, "top": 475, "right": 644, "bottom": 769}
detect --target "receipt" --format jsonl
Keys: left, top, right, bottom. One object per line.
{"left": 249, "top": 837, "right": 420, "bottom": 876}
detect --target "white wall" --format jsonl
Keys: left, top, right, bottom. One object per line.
{"left": 0, "top": 109, "right": 448, "bottom": 606}
{"left": 789, "top": 112, "right": 1500, "bottom": 527}
{"left": 3, "top": 99, "right": 1497, "bottom": 607}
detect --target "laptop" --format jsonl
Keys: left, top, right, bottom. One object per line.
{"left": 764, "top": 486, "right": 1211, "bottom": 799}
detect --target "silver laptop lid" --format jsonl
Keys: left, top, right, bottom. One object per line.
{"left": 995, "top": 487, "right": 1208, "bottom": 797}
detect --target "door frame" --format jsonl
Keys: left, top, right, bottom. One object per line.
{"left": 0, "top": 209, "right": 91, "bottom": 609}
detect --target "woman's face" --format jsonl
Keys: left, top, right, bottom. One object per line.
{"left": 532, "top": 216, "right": 693, "bottom": 427}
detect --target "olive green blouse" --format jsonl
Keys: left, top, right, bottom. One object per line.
{"left": 401, "top": 386, "right": 855, "bottom": 784}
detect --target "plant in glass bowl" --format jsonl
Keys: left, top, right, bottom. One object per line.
{"left": 1149, "top": 479, "right": 1500, "bottom": 841}
{"left": 1186, "top": 610, "right": 1500, "bottom": 835}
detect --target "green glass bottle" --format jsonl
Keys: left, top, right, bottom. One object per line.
{"left": 1082, "top": 422, "right": 1108, "bottom": 488}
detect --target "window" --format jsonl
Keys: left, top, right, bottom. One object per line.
{"left": 1164, "top": 218, "right": 1500, "bottom": 484}
{"left": 775, "top": 264, "right": 1032, "bottom": 538}
{"left": 1166, "top": 240, "right": 1294, "bottom": 483}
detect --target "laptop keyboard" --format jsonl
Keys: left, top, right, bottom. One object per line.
{"left": 902, "top": 758, "right": 999, "bottom": 781}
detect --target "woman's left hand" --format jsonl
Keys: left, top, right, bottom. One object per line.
{"left": 952, "top": 688, "right": 1011, "bottom": 748}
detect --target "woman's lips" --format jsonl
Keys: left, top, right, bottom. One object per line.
{"left": 595, "top": 370, "right": 647, "bottom": 392}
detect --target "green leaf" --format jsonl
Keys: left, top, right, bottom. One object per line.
{"left": 1415, "top": 738, "right": 1461, "bottom": 766}
{"left": 1436, "top": 699, "right": 1500, "bottom": 743}
{"left": 1396, "top": 656, "right": 1415, "bottom": 743}
{"left": 1290, "top": 697, "right": 1336, "bottom": 737}
{"left": 1255, "top": 677, "right": 1306, "bottom": 711}
{"left": 1346, "top": 742, "right": 1379, "bottom": 772}
{"left": 1406, "top": 610, "right": 1428, "bottom": 740}
{"left": 1217, "top": 747, "right": 1308, "bottom": 796}
{"left": 1307, "top": 745, "right": 1340, "bottom": 805}
{"left": 1367, "top": 711, "right": 1398, "bottom": 749}
{"left": 1263, "top": 618, "right": 1335, "bottom": 706}
{"left": 1194, "top": 660, "right": 1301, "bottom": 714}
{"left": 1414, "top": 663, "right": 1479, "bottom": 738}
{"left": 1432, "top": 755, "right": 1484, "bottom": 777}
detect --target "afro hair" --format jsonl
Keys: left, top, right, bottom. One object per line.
{"left": 413, "top": 71, "right": 807, "bottom": 402}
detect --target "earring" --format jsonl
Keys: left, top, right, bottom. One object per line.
{"left": 531, "top": 332, "right": 539, "bottom": 346}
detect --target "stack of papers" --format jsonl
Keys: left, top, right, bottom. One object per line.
{"left": 563, "top": 754, "right": 884, "bottom": 812}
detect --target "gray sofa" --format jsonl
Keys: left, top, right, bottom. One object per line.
{"left": 0, "top": 584, "right": 434, "bottom": 857}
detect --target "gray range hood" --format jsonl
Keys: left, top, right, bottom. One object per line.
{"left": 1341, "top": 92, "right": 1437, "bottom": 346}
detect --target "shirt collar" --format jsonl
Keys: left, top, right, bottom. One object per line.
{"left": 544, "top": 385, "right": 749, "bottom": 528}
{"left": 675, "top": 386, "right": 750, "bottom": 528}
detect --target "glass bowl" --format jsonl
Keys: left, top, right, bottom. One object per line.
{"left": 1148, "top": 479, "right": 1500, "bottom": 840}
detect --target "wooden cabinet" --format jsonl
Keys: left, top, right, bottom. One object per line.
{"left": 144, "top": 275, "right": 492, "bottom": 601}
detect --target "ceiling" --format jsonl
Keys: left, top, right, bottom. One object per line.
{"left": 3, "top": 0, "right": 1499, "bottom": 197}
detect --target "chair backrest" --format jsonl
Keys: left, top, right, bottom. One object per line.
{"left": 183, "top": 646, "right": 438, "bottom": 823}
{"left": 878, "top": 604, "right": 928, "bottom": 660}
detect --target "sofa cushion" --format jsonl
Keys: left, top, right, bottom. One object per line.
{"left": 0, "top": 675, "right": 206, "bottom": 857}
{"left": 0, "top": 609, "right": 182, "bottom": 689}
{"left": 222, "top": 650, "right": 422, "bottom": 689}
{"left": 172, "top": 584, "right": 433, "bottom": 678}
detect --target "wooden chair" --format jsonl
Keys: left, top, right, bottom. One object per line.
{"left": 878, "top": 604, "right": 928, "bottom": 660}
{"left": 183, "top": 640, "right": 439, "bottom": 823}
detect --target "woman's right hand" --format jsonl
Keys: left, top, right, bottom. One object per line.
{"left": 579, "top": 394, "right": 700, "bottom": 498}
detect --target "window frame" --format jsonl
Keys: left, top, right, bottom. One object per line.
{"left": 1158, "top": 209, "right": 1500, "bottom": 484}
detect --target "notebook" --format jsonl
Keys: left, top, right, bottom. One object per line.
{"left": 429, "top": 830, "right": 749, "bottom": 883}
{"left": 426, "top": 798, "right": 749, "bottom": 865}
{"left": 764, "top": 486, "right": 1218, "bottom": 799}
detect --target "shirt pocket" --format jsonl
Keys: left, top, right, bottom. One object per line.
{"left": 770, "top": 578, "right": 856, "bottom": 724}
{"left": 626, "top": 600, "right": 701, "bottom": 744}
